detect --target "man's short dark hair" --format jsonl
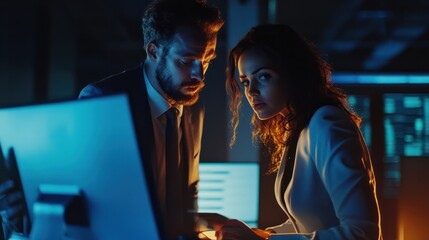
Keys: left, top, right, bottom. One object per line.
{"left": 142, "top": 0, "right": 224, "bottom": 49}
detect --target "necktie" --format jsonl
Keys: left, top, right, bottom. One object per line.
{"left": 165, "top": 107, "right": 184, "bottom": 238}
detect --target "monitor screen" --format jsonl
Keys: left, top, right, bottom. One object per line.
{"left": 198, "top": 162, "right": 259, "bottom": 227}
{"left": 0, "top": 94, "right": 160, "bottom": 239}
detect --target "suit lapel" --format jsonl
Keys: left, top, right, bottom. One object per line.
{"left": 127, "top": 64, "right": 155, "bottom": 169}
{"left": 122, "top": 64, "right": 167, "bottom": 234}
{"left": 181, "top": 107, "right": 194, "bottom": 184}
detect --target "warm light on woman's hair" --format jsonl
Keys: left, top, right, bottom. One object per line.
{"left": 226, "top": 24, "right": 361, "bottom": 173}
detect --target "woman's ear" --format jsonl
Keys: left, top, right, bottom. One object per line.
{"left": 146, "top": 42, "right": 159, "bottom": 60}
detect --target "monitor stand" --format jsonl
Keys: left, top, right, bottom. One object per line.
{"left": 29, "top": 185, "right": 90, "bottom": 240}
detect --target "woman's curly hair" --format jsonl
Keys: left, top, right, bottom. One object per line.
{"left": 226, "top": 24, "right": 360, "bottom": 173}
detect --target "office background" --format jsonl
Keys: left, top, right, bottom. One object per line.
{"left": 1, "top": 0, "right": 429, "bottom": 239}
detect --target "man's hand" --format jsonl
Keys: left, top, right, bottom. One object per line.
{"left": 198, "top": 212, "right": 229, "bottom": 231}
{"left": 0, "top": 145, "right": 28, "bottom": 239}
{"left": 0, "top": 180, "right": 25, "bottom": 236}
{"left": 216, "top": 219, "right": 268, "bottom": 240}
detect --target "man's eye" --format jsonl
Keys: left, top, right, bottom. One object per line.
{"left": 180, "top": 59, "right": 192, "bottom": 65}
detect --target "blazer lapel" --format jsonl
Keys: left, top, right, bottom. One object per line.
{"left": 274, "top": 154, "right": 288, "bottom": 212}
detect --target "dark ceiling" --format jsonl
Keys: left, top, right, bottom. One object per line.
{"left": 275, "top": 0, "right": 429, "bottom": 73}
{"left": 50, "top": 0, "right": 429, "bottom": 86}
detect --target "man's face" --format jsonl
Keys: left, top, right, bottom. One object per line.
{"left": 155, "top": 26, "right": 217, "bottom": 106}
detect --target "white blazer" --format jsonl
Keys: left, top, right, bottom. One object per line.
{"left": 268, "top": 106, "right": 382, "bottom": 240}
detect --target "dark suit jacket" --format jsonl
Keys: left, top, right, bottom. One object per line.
{"left": 78, "top": 64, "right": 204, "bottom": 237}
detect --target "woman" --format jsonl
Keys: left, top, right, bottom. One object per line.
{"left": 219, "top": 24, "right": 382, "bottom": 240}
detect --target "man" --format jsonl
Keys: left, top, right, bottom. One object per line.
{"left": 79, "top": 0, "right": 223, "bottom": 239}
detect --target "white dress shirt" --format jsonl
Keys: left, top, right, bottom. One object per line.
{"left": 143, "top": 67, "right": 183, "bottom": 216}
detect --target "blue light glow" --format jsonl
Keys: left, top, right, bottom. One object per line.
{"left": 333, "top": 73, "right": 429, "bottom": 84}
{"left": 415, "top": 118, "right": 423, "bottom": 133}
{"left": 404, "top": 97, "right": 422, "bottom": 108}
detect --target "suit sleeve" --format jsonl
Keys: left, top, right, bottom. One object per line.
{"left": 78, "top": 84, "right": 104, "bottom": 99}
{"left": 309, "top": 107, "right": 381, "bottom": 239}
{"left": 266, "top": 219, "right": 296, "bottom": 233}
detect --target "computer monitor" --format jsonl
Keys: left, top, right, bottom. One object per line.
{"left": 0, "top": 94, "right": 160, "bottom": 239}
{"left": 198, "top": 162, "right": 259, "bottom": 227}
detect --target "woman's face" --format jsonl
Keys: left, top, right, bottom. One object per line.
{"left": 237, "top": 48, "right": 287, "bottom": 120}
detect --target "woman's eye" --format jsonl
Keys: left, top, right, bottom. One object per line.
{"left": 258, "top": 73, "right": 271, "bottom": 82}
{"left": 240, "top": 80, "right": 249, "bottom": 87}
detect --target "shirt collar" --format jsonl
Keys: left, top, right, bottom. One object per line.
{"left": 143, "top": 64, "right": 183, "bottom": 118}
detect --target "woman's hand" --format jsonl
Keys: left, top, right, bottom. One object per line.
{"left": 216, "top": 219, "right": 269, "bottom": 240}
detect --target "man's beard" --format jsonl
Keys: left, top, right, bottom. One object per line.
{"left": 155, "top": 59, "right": 204, "bottom": 106}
